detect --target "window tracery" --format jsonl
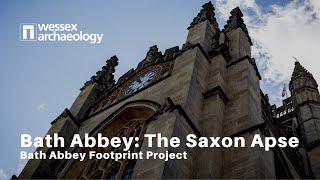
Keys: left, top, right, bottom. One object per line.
{"left": 81, "top": 119, "right": 148, "bottom": 179}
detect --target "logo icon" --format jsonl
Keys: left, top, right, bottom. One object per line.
{"left": 20, "top": 24, "right": 37, "bottom": 41}
{"left": 19, "top": 23, "right": 103, "bottom": 44}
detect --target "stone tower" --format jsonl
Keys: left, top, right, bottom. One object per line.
{"left": 18, "top": 2, "right": 318, "bottom": 179}
{"left": 289, "top": 61, "right": 320, "bottom": 177}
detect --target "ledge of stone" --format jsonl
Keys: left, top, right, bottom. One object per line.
{"left": 203, "top": 86, "right": 229, "bottom": 104}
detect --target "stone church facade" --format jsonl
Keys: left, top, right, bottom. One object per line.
{"left": 18, "top": 2, "right": 320, "bottom": 179}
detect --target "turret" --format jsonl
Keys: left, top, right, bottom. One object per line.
{"left": 289, "top": 61, "right": 319, "bottom": 98}
{"left": 289, "top": 61, "right": 320, "bottom": 177}
{"left": 186, "top": 1, "right": 219, "bottom": 53}
{"left": 224, "top": 7, "right": 252, "bottom": 61}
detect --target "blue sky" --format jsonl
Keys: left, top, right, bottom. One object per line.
{"left": 1, "top": 0, "right": 319, "bottom": 178}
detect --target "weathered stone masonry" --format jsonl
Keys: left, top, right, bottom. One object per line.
{"left": 18, "top": 2, "right": 320, "bottom": 179}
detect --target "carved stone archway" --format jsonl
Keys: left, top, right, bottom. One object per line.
{"left": 59, "top": 100, "right": 160, "bottom": 179}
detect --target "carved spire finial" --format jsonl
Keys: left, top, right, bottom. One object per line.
{"left": 188, "top": 1, "right": 219, "bottom": 30}
{"left": 106, "top": 55, "right": 119, "bottom": 67}
{"left": 99, "top": 55, "right": 118, "bottom": 85}
{"left": 137, "top": 45, "right": 162, "bottom": 69}
{"left": 224, "top": 7, "right": 252, "bottom": 45}
{"left": 145, "top": 45, "right": 160, "bottom": 63}
{"left": 81, "top": 56, "right": 119, "bottom": 90}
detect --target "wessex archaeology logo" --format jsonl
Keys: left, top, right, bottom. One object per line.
{"left": 20, "top": 23, "right": 103, "bottom": 44}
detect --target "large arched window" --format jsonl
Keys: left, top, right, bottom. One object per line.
{"left": 82, "top": 119, "right": 147, "bottom": 179}
{"left": 60, "top": 101, "right": 159, "bottom": 179}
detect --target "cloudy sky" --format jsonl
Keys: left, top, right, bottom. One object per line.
{"left": 0, "top": 0, "right": 319, "bottom": 178}
{"left": 215, "top": 0, "right": 320, "bottom": 103}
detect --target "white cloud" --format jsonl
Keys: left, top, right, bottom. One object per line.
{"left": 0, "top": 169, "right": 8, "bottom": 180}
{"left": 36, "top": 102, "right": 46, "bottom": 112}
{"left": 215, "top": 0, "right": 261, "bottom": 21}
{"left": 214, "top": 0, "right": 320, "bottom": 105}
{"left": 311, "top": 0, "right": 320, "bottom": 14}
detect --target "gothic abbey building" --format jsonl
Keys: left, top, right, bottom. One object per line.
{"left": 19, "top": 2, "right": 320, "bottom": 179}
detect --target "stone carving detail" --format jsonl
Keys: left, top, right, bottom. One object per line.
{"left": 163, "top": 46, "right": 179, "bottom": 61}
{"left": 188, "top": 1, "right": 218, "bottom": 30}
{"left": 81, "top": 119, "right": 147, "bottom": 179}
{"left": 145, "top": 45, "right": 161, "bottom": 62}
{"left": 117, "top": 68, "right": 135, "bottom": 86}
{"left": 137, "top": 45, "right": 163, "bottom": 69}
{"left": 81, "top": 56, "right": 119, "bottom": 90}
{"left": 88, "top": 44, "right": 182, "bottom": 115}
{"left": 224, "top": 7, "right": 252, "bottom": 45}
{"left": 89, "top": 61, "right": 175, "bottom": 115}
